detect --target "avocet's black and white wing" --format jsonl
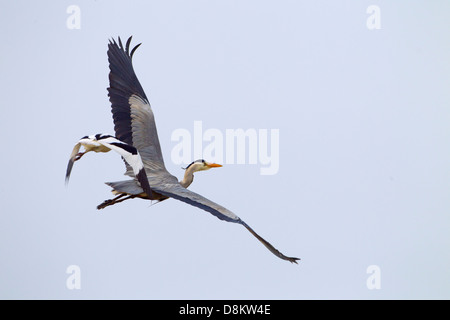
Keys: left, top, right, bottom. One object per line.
{"left": 65, "top": 134, "right": 152, "bottom": 198}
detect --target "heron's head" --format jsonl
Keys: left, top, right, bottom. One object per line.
{"left": 184, "top": 159, "right": 222, "bottom": 173}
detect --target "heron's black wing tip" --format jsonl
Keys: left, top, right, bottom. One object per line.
{"left": 289, "top": 257, "right": 301, "bottom": 264}
{"left": 241, "top": 221, "right": 300, "bottom": 264}
{"left": 130, "top": 42, "right": 142, "bottom": 58}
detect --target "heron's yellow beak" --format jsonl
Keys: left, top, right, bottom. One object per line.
{"left": 206, "top": 162, "right": 222, "bottom": 168}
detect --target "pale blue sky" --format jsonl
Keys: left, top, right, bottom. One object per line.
{"left": 0, "top": 0, "right": 449, "bottom": 299}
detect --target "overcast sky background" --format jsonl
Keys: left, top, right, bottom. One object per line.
{"left": 0, "top": 1, "right": 449, "bottom": 299}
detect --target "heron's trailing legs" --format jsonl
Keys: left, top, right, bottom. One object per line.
{"left": 97, "top": 193, "right": 136, "bottom": 210}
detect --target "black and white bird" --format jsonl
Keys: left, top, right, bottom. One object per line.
{"left": 67, "top": 36, "right": 299, "bottom": 264}
{"left": 65, "top": 134, "right": 152, "bottom": 199}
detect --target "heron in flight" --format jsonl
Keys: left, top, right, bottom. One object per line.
{"left": 67, "top": 36, "right": 299, "bottom": 264}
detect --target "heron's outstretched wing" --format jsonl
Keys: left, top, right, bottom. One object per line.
{"left": 152, "top": 182, "right": 300, "bottom": 263}
{"left": 107, "top": 36, "right": 166, "bottom": 174}
{"left": 65, "top": 134, "right": 152, "bottom": 198}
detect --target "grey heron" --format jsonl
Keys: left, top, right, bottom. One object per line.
{"left": 68, "top": 36, "right": 300, "bottom": 264}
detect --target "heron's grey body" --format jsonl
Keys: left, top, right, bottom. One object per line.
{"left": 86, "top": 37, "right": 299, "bottom": 263}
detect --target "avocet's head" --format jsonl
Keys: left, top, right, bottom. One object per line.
{"left": 184, "top": 159, "right": 222, "bottom": 173}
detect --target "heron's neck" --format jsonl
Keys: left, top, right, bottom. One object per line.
{"left": 180, "top": 166, "right": 196, "bottom": 188}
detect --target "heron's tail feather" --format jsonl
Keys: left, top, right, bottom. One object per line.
{"left": 105, "top": 180, "right": 144, "bottom": 195}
